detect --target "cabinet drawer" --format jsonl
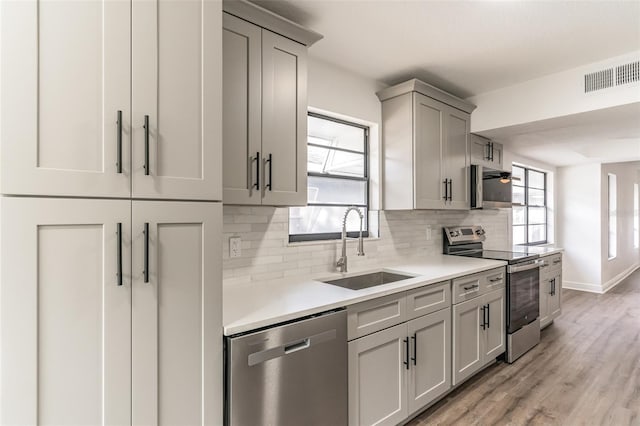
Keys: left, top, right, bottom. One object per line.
{"left": 541, "top": 254, "right": 562, "bottom": 279}
{"left": 452, "top": 274, "right": 483, "bottom": 304}
{"left": 406, "top": 281, "right": 450, "bottom": 320}
{"left": 348, "top": 293, "right": 406, "bottom": 340}
{"left": 483, "top": 268, "right": 505, "bottom": 293}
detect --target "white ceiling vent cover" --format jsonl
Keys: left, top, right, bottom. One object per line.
{"left": 616, "top": 61, "right": 640, "bottom": 86}
{"left": 584, "top": 68, "right": 614, "bottom": 93}
{"left": 584, "top": 60, "right": 640, "bottom": 93}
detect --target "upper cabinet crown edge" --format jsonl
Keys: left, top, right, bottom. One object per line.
{"left": 376, "top": 79, "right": 476, "bottom": 114}
{"left": 223, "top": 0, "right": 323, "bottom": 46}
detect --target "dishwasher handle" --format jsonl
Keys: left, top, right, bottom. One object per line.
{"left": 247, "top": 329, "right": 336, "bottom": 366}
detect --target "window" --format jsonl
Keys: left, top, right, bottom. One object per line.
{"left": 289, "top": 113, "right": 369, "bottom": 242}
{"left": 608, "top": 174, "right": 617, "bottom": 259}
{"left": 512, "top": 165, "right": 547, "bottom": 245}
{"left": 634, "top": 183, "right": 639, "bottom": 249}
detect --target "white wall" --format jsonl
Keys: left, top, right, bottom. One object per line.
{"left": 468, "top": 51, "right": 640, "bottom": 133}
{"left": 557, "top": 163, "right": 602, "bottom": 292}
{"left": 600, "top": 162, "right": 640, "bottom": 290}
{"left": 557, "top": 161, "right": 640, "bottom": 293}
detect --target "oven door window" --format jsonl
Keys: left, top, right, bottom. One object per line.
{"left": 508, "top": 268, "right": 540, "bottom": 333}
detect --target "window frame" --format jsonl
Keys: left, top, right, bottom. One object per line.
{"left": 512, "top": 165, "right": 548, "bottom": 245}
{"left": 289, "top": 112, "right": 370, "bottom": 243}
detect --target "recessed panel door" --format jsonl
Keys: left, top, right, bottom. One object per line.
{"left": 222, "top": 13, "right": 262, "bottom": 205}
{"left": 348, "top": 323, "right": 408, "bottom": 426}
{"left": 1, "top": 0, "right": 131, "bottom": 197}
{"left": 413, "top": 93, "right": 445, "bottom": 209}
{"left": 132, "top": 201, "right": 222, "bottom": 425}
{"left": 132, "top": 0, "right": 222, "bottom": 200}
{"left": 0, "top": 198, "right": 131, "bottom": 425}
{"left": 483, "top": 290, "right": 506, "bottom": 360}
{"left": 452, "top": 298, "right": 482, "bottom": 386}
{"left": 443, "top": 106, "right": 470, "bottom": 210}
{"left": 261, "top": 30, "right": 308, "bottom": 206}
{"left": 407, "top": 308, "right": 451, "bottom": 414}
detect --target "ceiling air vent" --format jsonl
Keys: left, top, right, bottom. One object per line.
{"left": 616, "top": 61, "right": 640, "bottom": 86}
{"left": 584, "top": 68, "right": 614, "bottom": 93}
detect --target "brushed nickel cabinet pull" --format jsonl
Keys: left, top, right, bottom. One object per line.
{"left": 116, "top": 110, "right": 123, "bottom": 173}
{"left": 143, "top": 222, "right": 149, "bottom": 283}
{"left": 143, "top": 115, "right": 150, "bottom": 175}
{"left": 116, "top": 222, "right": 123, "bottom": 286}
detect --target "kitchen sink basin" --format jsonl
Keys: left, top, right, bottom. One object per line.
{"left": 322, "top": 271, "right": 414, "bottom": 290}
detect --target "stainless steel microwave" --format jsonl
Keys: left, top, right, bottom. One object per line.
{"left": 470, "top": 164, "right": 512, "bottom": 209}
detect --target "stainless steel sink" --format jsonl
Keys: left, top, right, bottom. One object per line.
{"left": 322, "top": 271, "right": 414, "bottom": 290}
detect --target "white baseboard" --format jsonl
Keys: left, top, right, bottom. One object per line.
{"left": 563, "top": 263, "right": 640, "bottom": 294}
{"left": 602, "top": 263, "right": 640, "bottom": 293}
{"left": 562, "top": 280, "right": 604, "bottom": 294}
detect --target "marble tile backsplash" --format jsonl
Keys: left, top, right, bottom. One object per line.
{"left": 222, "top": 206, "right": 511, "bottom": 285}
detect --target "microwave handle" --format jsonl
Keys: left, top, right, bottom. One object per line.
{"left": 471, "top": 165, "right": 483, "bottom": 209}
{"left": 508, "top": 260, "right": 543, "bottom": 274}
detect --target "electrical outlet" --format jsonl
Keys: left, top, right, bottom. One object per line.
{"left": 229, "top": 237, "right": 242, "bottom": 258}
{"left": 425, "top": 226, "right": 432, "bottom": 241}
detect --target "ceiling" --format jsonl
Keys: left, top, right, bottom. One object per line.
{"left": 252, "top": 0, "right": 640, "bottom": 168}
{"left": 480, "top": 103, "right": 640, "bottom": 167}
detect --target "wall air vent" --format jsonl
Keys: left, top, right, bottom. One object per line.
{"left": 584, "top": 68, "right": 614, "bottom": 93}
{"left": 616, "top": 61, "right": 640, "bottom": 86}
{"left": 584, "top": 60, "right": 640, "bottom": 93}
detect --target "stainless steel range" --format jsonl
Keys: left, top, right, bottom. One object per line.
{"left": 443, "top": 225, "right": 542, "bottom": 363}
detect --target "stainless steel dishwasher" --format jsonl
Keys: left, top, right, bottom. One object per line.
{"left": 225, "top": 309, "right": 347, "bottom": 426}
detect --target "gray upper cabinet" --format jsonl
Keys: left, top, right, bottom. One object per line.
{"left": 378, "top": 79, "right": 475, "bottom": 210}
{"left": 222, "top": 1, "right": 321, "bottom": 206}
{"left": 470, "top": 133, "right": 503, "bottom": 169}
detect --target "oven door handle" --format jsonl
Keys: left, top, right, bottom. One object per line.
{"left": 507, "top": 261, "right": 542, "bottom": 273}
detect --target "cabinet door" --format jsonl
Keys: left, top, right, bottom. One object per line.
{"left": 483, "top": 290, "right": 506, "bottom": 360}
{"left": 1, "top": 0, "right": 131, "bottom": 198}
{"left": 489, "top": 141, "right": 504, "bottom": 169}
{"left": 407, "top": 308, "right": 451, "bottom": 415}
{"left": 348, "top": 324, "right": 408, "bottom": 426}
{"left": 452, "top": 298, "right": 483, "bottom": 386}
{"left": 261, "top": 30, "right": 308, "bottom": 206}
{"left": 222, "top": 13, "right": 262, "bottom": 205}
{"left": 132, "top": 201, "right": 222, "bottom": 425}
{"left": 414, "top": 93, "right": 446, "bottom": 209}
{"left": 548, "top": 273, "right": 562, "bottom": 321}
{"left": 470, "top": 134, "right": 491, "bottom": 167}
{"left": 443, "top": 106, "right": 470, "bottom": 210}
{"left": 0, "top": 198, "right": 131, "bottom": 425}
{"left": 132, "top": 0, "right": 222, "bottom": 201}
{"left": 539, "top": 277, "right": 551, "bottom": 328}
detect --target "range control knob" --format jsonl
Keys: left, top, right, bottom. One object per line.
{"left": 475, "top": 229, "right": 485, "bottom": 236}
{"left": 450, "top": 230, "right": 460, "bottom": 237}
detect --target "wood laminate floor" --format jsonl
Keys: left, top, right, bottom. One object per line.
{"left": 408, "top": 269, "right": 640, "bottom": 426}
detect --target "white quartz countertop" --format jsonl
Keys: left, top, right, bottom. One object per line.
{"left": 223, "top": 254, "right": 507, "bottom": 336}
{"left": 511, "top": 245, "right": 564, "bottom": 256}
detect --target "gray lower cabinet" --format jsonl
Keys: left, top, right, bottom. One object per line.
{"left": 407, "top": 308, "right": 451, "bottom": 415}
{"left": 348, "top": 323, "right": 408, "bottom": 426}
{"left": 539, "top": 253, "right": 562, "bottom": 329}
{"left": 452, "top": 288, "right": 505, "bottom": 386}
{"left": 348, "top": 307, "right": 451, "bottom": 426}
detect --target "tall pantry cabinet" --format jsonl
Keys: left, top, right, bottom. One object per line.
{"left": 0, "top": 1, "right": 224, "bottom": 425}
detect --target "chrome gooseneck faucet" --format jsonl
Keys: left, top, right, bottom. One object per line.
{"left": 336, "top": 206, "right": 365, "bottom": 273}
